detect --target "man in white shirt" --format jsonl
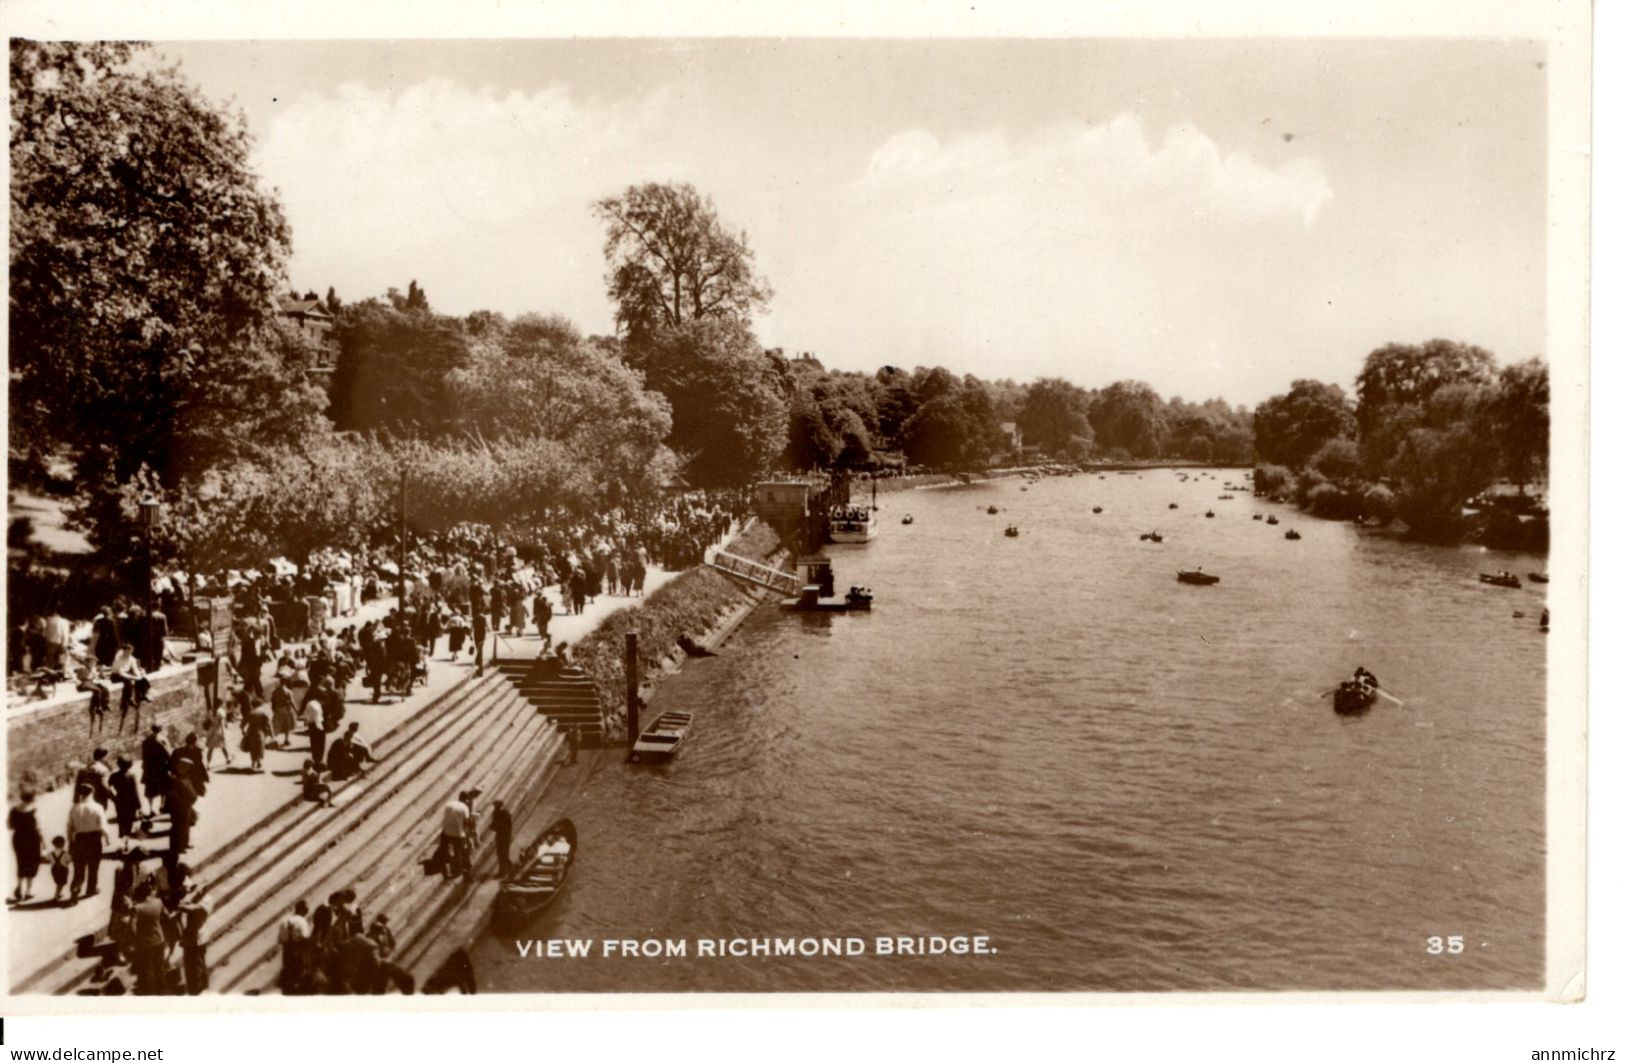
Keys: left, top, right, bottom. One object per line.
{"left": 278, "top": 899, "right": 313, "bottom": 994}
{"left": 303, "top": 695, "right": 326, "bottom": 767}
{"left": 66, "top": 784, "right": 109, "bottom": 901}
{"left": 436, "top": 791, "right": 473, "bottom": 879}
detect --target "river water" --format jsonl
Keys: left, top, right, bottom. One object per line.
{"left": 477, "top": 470, "right": 1548, "bottom": 993}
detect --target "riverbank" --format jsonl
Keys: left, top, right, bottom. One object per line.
{"left": 572, "top": 519, "right": 783, "bottom": 741}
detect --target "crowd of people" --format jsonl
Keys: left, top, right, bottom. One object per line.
{"left": 6, "top": 487, "right": 749, "bottom": 995}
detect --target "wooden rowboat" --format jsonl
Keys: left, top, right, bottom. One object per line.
{"left": 630, "top": 712, "right": 693, "bottom": 763}
{"left": 492, "top": 818, "right": 577, "bottom": 931}
{"left": 1176, "top": 570, "right": 1220, "bottom": 585}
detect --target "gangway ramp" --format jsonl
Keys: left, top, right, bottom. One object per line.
{"left": 708, "top": 550, "right": 799, "bottom": 595}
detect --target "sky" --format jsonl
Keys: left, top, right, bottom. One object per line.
{"left": 153, "top": 37, "right": 1548, "bottom": 407}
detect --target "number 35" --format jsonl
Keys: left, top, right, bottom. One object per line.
{"left": 1426, "top": 935, "right": 1465, "bottom": 955}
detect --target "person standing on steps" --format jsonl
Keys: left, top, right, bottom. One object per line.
{"left": 566, "top": 725, "right": 580, "bottom": 766}
{"left": 490, "top": 799, "right": 513, "bottom": 878}
{"left": 304, "top": 690, "right": 327, "bottom": 768}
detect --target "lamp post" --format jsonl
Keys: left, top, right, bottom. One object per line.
{"left": 138, "top": 494, "right": 160, "bottom": 615}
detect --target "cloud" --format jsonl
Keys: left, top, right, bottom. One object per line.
{"left": 253, "top": 78, "right": 671, "bottom": 315}
{"left": 859, "top": 113, "right": 1333, "bottom": 227}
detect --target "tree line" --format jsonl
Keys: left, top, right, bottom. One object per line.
{"left": 1252, "top": 340, "right": 1549, "bottom": 545}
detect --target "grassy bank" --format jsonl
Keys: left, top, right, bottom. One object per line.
{"left": 571, "top": 519, "right": 783, "bottom": 740}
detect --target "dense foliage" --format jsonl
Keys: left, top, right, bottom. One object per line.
{"left": 1252, "top": 340, "right": 1548, "bottom": 544}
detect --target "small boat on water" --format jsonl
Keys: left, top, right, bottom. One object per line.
{"left": 1004, "top": 525, "right": 1020, "bottom": 538}
{"left": 1139, "top": 532, "right": 1163, "bottom": 543}
{"left": 1266, "top": 515, "right": 1279, "bottom": 526}
{"left": 901, "top": 514, "right": 914, "bottom": 525}
{"left": 630, "top": 711, "right": 694, "bottom": 764}
{"left": 1252, "top": 514, "right": 1264, "bottom": 521}
{"left": 1176, "top": 569, "right": 1220, "bottom": 586}
{"left": 492, "top": 818, "right": 577, "bottom": 932}
{"left": 1169, "top": 503, "right": 1179, "bottom": 510}
{"left": 1333, "top": 682, "right": 1378, "bottom": 714}
{"left": 1204, "top": 510, "right": 1215, "bottom": 518}
{"left": 1479, "top": 571, "right": 1521, "bottom": 589}
{"left": 1528, "top": 571, "right": 1549, "bottom": 584}
{"left": 1092, "top": 505, "right": 1103, "bottom": 514}
{"left": 1217, "top": 494, "right": 1234, "bottom": 500}
{"left": 1284, "top": 529, "right": 1301, "bottom": 540}
{"left": 986, "top": 505, "right": 1000, "bottom": 515}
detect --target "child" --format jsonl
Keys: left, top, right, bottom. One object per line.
{"left": 48, "top": 836, "right": 70, "bottom": 902}
{"left": 301, "top": 760, "right": 333, "bottom": 808}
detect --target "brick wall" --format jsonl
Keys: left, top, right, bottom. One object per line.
{"left": 7, "top": 663, "right": 213, "bottom": 800}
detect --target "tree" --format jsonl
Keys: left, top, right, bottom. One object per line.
{"left": 1488, "top": 357, "right": 1549, "bottom": 493}
{"left": 637, "top": 318, "right": 788, "bottom": 487}
{"left": 1090, "top": 381, "right": 1166, "bottom": 458}
{"left": 1355, "top": 339, "right": 1496, "bottom": 474}
{"left": 1018, "top": 378, "right": 1094, "bottom": 455}
{"left": 1252, "top": 380, "right": 1355, "bottom": 469}
{"left": 10, "top": 41, "right": 318, "bottom": 539}
{"left": 328, "top": 300, "right": 472, "bottom": 436}
{"left": 594, "top": 182, "right": 772, "bottom": 342}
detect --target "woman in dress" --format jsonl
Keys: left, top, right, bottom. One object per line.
{"left": 270, "top": 683, "right": 298, "bottom": 749}
{"left": 242, "top": 698, "right": 272, "bottom": 772}
{"left": 203, "top": 704, "right": 231, "bottom": 767}
{"left": 8, "top": 789, "right": 42, "bottom": 903}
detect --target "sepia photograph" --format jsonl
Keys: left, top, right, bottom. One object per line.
{"left": 1, "top": 0, "right": 1597, "bottom": 1046}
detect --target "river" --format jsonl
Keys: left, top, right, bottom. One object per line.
{"left": 476, "top": 469, "right": 1548, "bottom": 992}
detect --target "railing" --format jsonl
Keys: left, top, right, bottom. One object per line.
{"left": 708, "top": 549, "right": 799, "bottom": 595}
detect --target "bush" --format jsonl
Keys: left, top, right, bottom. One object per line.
{"left": 1253, "top": 464, "right": 1294, "bottom": 496}
{"left": 1306, "top": 482, "right": 1361, "bottom": 520}
{"left": 1361, "top": 484, "right": 1397, "bottom": 522}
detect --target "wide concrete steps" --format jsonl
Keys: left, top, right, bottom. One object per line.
{"left": 217, "top": 685, "right": 566, "bottom": 993}
{"left": 494, "top": 661, "right": 608, "bottom": 745}
{"left": 21, "top": 669, "right": 557, "bottom": 995}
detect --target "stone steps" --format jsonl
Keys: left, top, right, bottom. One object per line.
{"left": 21, "top": 669, "right": 563, "bottom": 996}
{"left": 214, "top": 686, "right": 563, "bottom": 992}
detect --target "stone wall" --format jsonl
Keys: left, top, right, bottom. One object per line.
{"left": 7, "top": 663, "right": 214, "bottom": 800}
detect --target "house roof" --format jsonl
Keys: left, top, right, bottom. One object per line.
{"left": 278, "top": 297, "right": 333, "bottom": 319}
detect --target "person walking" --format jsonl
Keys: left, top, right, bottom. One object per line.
{"left": 8, "top": 788, "right": 42, "bottom": 904}
{"left": 471, "top": 609, "right": 487, "bottom": 677}
{"left": 242, "top": 699, "right": 271, "bottom": 772}
{"left": 66, "top": 785, "right": 109, "bottom": 901}
{"left": 109, "top": 757, "right": 142, "bottom": 840}
{"left": 534, "top": 592, "right": 552, "bottom": 649}
{"left": 488, "top": 581, "right": 507, "bottom": 638}
{"left": 203, "top": 703, "right": 231, "bottom": 768}
{"left": 270, "top": 683, "right": 298, "bottom": 749}
{"left": 566, "top": 724, "right": 580, "bottom": 766}
{"left": 507, "top": 587, "right": 525, "bottom": 637}
{"left": 140, "top": 724, "right": 171, "bottom": 815}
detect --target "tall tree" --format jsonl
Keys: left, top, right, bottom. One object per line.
{"left": 9, "top": 41, "right": 325, "bottom": 544}
{"left": 1018, "top": 377, "right": 1094, "bottom": 456}
{"left": 637, "top": 318, "right": 788, "bottom": 487}
{"left": 1355, "top": 339, "right": 1496, "bottom": 474}
{"left": 328, "top": 300, "right": 471, "bottom": 436}
{"left": 594, "top": 182, "right": 773, "bottom": 342}
{"left": 1090, "top": 380, "right": 1167, "bottom": 458}
{"left": 1252, "top": 379, "right": 1356, "bottom": 469}
{"left": 1488, "top": 357, "right": 1549, "bottom": 493}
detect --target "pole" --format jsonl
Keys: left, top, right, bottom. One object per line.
{"left": 625, "top": 631, "right": 639, "bottom": 744}
{"left": 397, "top": 468, "right": 408, "bottom": 605}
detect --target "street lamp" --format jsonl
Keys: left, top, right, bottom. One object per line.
{"left": 138, "top": 495, "right": 160, "bottom": 615}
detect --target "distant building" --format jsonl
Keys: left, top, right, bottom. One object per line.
{"left": 278, "top": 293, "right": 337, "bottom": 374}
{"left": 999, "top": 421, "right": 1023, "bottom": 450}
